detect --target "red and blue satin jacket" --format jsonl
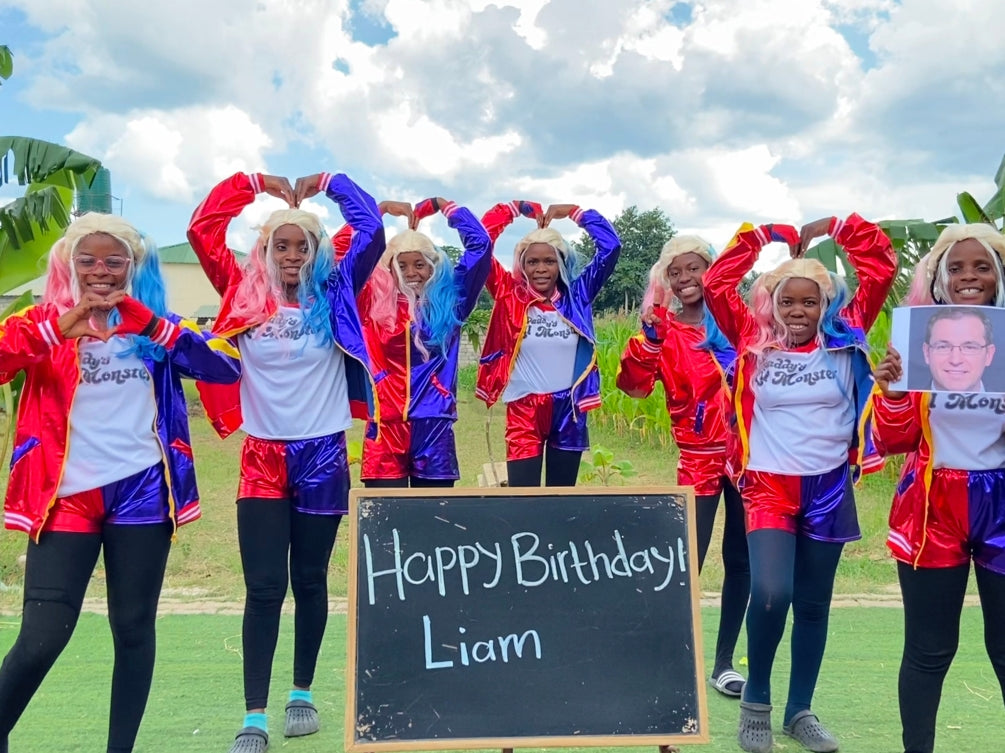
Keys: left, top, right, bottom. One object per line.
{"left": 187, "top": 171, "right": 384, "bottom": 438}
{"left": 475, "top": 201, "right": 622, "bottom": 415}
{"left": 0, "top": 305, "right": 241, "bottom": 539}
{"left": 360, "top": 200, "right": 491, "bottom": 423}
{"left": 873, "top": 391, "right": 1002, "bottom": 567}
{"left": 617, "top": 312, "right": 736, "bottom": 462}
{"left": 703, "top": 215, "right": 896, "bottom": 479}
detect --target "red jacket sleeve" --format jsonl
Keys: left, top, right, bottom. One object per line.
{"left": 0, "top": 305, "right": 64, "bottom": 384}
{"left": 872, "top": 392, "right": 923, "bottom": 457}
{"left": 480, "top": 200, "right": 543, "bottom": 299}
{"left": 617, "top": 332, "right": 662, "bottom": 399}
{"left": 702, "top": 223, "right": 764, "bottom": 349}
{"left": 187, "top": 172, "right": 261, "bottom": 295}
{"left": 832, "top": 213, "right": 897, "bottom": 332}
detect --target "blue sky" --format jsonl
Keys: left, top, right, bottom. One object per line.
{"left": 2, "top": 0, "right": 1003, "bottom": 267}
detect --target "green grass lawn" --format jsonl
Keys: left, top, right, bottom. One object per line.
{"left": 0, "top": 366, "right": 997, "bottom": 750}
{"left": 0, "top": 608, "right": 1000, "bottom": 752}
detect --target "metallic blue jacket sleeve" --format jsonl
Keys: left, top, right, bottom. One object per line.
{"left": 323, "top": 173, "right": 385, "bottom": 296}
{"left": 164, "top": 314, "right": 242, "bottom": 384}
{"left": 573, "top": 209, "right": 622, "bottom": 304}
{"left": 449, "top": 207, "right": 492, "bottom": 322}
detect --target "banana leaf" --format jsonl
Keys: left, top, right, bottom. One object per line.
{"left": 0, "top": 290, "right": 35, "bottom": 463}
{"left": 0, "top": 46, "right": 11, "bottom": 83}
{"left": 0, "top": 137, "right": 101, "bottom": 190}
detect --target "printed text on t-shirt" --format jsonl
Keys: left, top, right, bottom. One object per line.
{"left": 754, "top": 356, "right": 837, "bottom": 387}
{"left": 80, "top": 350, "right": 151, "bottom": 386}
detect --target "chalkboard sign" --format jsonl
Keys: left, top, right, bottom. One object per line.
{"left": 345, "top": 487, "right": 709, "bottom": 751}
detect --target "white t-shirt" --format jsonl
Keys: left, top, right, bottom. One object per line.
{"left": 928, "top": 392, "right": 1005, "bottom": 470}
{"left": 747, "top": 348, "right": 856, "bottom": 475}
{"left": 58, "top": 338, "right": 162, "bottom": 496}
{"left": 239, "top": 306, "right": 352, "bottom": 440}
{"left": 502, "top": 306, "right": 579, "bottom": 403}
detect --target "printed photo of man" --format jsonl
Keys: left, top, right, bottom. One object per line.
{"left": 922, "top": 307, "right": 996, "bottom": 392}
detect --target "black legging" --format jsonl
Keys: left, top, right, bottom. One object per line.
{"left": 743, "top": 529, "right": 844, "bottom": 724}
{"left": 897, "top": 562, "right": 1005, "bottom": 753}
{"left": 507, "top": 447, "right": 581, "bottom": 487}
{"left": 0, "top": 523, "right": 172, "bottom": 753}
{"left": 363, "top": 477, "right": 455, "bottom": 488}
{"left": 237, "top": 499, "right": 341, "bottom": 710}
{"left": 695, "top": 480, "right": 750, "bottom": 676}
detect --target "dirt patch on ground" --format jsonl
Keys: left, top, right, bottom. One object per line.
{"left": 0, "top": 590, "right": 982, "bottom": 618}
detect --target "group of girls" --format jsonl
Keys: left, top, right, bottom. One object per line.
{"left": 0, "top": 172, "right": 622, "bottom": 753}
{"left": 0, "top": 163, "right": 1001, "bottom": 753}
{"left": 621, "top": 215, "right": 1005, "bottom": 753}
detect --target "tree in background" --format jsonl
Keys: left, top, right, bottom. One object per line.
{"left": 572, "top": 205, "right": 674, "bottom": 315}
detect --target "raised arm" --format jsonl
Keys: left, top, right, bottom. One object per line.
{"left": 546, "top": 205, "right": 620, "bottom": 303}
{"left": 834, "top": 214, "right": 897, "bottom": 332}
{"left": 297, "top": 172, "right": 385, "bottom": 296}
{"left": 480, "top": 201, "right": 542, "bottom": 299}
{"left": 415, "top": 198, "right": 492, "bottom": 320}
{"left": 703, "top": 223, "right": 798, "bottom": 348}
{"left": 187, "top": 173, "right": 292, "bottom": 295}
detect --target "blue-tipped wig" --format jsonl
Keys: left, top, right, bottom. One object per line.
{"left": 113, "top": 234, "right": 170, "bottom": 362}
{"left": 420, "top": 254, "right": 462, "bottom": 352}
{"left": 295, "top": 228, "right": 335, "bottom": 348}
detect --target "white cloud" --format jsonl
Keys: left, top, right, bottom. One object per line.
{"left": 65, "top": 106, "right": 273, "bottom": 204}
{"left": 5, "top": 0, "right": 1004, "bottom": 262}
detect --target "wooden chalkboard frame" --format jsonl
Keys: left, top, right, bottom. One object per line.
{"left": 345, "top": 486, "right": 709, "bottom": 751}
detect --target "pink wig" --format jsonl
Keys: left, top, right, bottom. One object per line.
{"left": 229, "top": 208, "right": 324, "bottom": 323}
{"left": 905, "top": 223, "right": 1005, "bottom": 306}
{"left": 641, "top": 234, "right": 715, "bottom": 311}
{"left": 43, "top": 212, "right": 147, "bottom": 313}
{"left": 748, "top": 258, "right": 841, "bottom": 353}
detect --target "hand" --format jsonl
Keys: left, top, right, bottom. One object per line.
{"left": 641, "top": 305, "right": 667, "bottom": 343}
{"left": 874, "top": 345, "right": 907, "bottom": 399}
{"left": 795, "top": 217, "right": 834, "bottom": 258}
{"left": 262, "top": 175, "right": 296, "bottom": 207}
{"left": 114, "top": 295, "right": 158, "bottom": 337}
{"left": 540, "top": 203, "right": 577, "bottom": 228}
{"left": 379, "top": 200, "right": 416, "bottom": 229}
{"left": 57, "top": 291, "right": 123, "bottom": 341}
{"left": 412, "top": 198, "right": 447, "bottom": 229}
{"left": 292, "top": 174, "right": 324, "bottom": 207}
{"left": 759, "top": 223, "right": 800, "bottom": 256}
{"left": 515, "top": 200, "right": 543, "bottom": 224}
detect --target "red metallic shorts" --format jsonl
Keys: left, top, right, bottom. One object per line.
{"left": 504, "top": 389, "right": 589, "bottom": 462}
{"left": 678, "top": 448, "right": 728, "bottom": 497}
{"left": 361, "top": 418, "right": 459, "bottom": 481}
{"left": 741, "top": 462, "right": 859, "bottom": 542}
{"left": 46, "top": 463, "right": 169, "bottom": 534}
{"left": 238, "top": 432, "right": 350, "bottom": 515}
{"left": 889, "top": 468, "right": 1005, "bottom": 574}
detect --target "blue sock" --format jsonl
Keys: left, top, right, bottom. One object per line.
{"left": 243, "top": 712, "right": 268, "bottom": 733}
{"left": 289, "top": 689, "right": 313, "bottom": 704}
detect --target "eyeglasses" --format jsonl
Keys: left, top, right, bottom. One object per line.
{"left": 927, "top": 341, "right": 989, "bottom": 356}
{"left": 72, "top": 255, "right": 131, "bottom": 273}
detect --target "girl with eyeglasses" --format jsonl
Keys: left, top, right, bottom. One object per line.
{"left": 873, "top": 223, "right": 1005, "bottom": 753}
{"left": 703, "top": 216, "right": 896, "bottom": 753}
{"left": 0, "top": 213, "right": 241, "bottom": 753}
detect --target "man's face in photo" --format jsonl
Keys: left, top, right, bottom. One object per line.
{"left": 923, "top": 314, "right": 995, "bottom": 392}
